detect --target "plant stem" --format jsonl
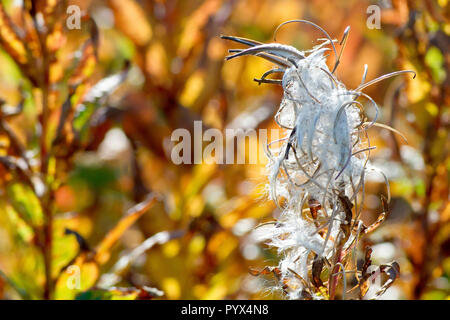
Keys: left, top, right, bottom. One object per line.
{"left": 41, "top": 74, "right": 53, "bottom": 300}
{"left": 35, "top": 17, "right": 52, "bottom": 298}
{"left": 329, "top": 243, "right": 343, "bottom": 300}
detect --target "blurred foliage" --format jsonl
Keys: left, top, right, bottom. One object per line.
{"left": 0, "top": 0, "right": 448, "bottom": 300}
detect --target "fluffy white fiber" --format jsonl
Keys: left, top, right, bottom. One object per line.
{"left": 223, "top": 20, "right": 415, "bottom": 299}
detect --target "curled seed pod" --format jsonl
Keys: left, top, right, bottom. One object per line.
{"left": 224, "top": 20, "right": 415, "bottom": 300}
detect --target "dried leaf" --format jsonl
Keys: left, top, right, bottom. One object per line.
{"left": 339, "top": 194, "right": 353, "bottom": 239}
{"left": 362, "top": 247, "right": 373, "bottom": 277}
{"left": 364, "top": 195, "right": 388, "bottom": 234}
{"left": 359, "top": 247, "right": 373, "bottom": 299}
{"left": 372, "top": 262, "right": 400, "bottom": 299}
{"left": 308, "top": 197, "right": 321, "bottom": 220}
{"left": 312, "top": 255, "right": 325, "bottom": 288}
{"left": 249, "top": 266, "right": 283, "bottom": 283}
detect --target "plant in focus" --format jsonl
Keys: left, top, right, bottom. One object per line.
{"left": 223, "top": 20, "right": 415, "bottom": 300}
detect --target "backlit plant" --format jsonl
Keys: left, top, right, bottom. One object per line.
{"left": 223, "top": 20, "right": 415, "bottom": 300}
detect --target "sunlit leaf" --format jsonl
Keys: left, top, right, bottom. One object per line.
{"left": 108, "top": 0, "right": 152, "bottom": 47}
{"left": 94, "top": 194, "right": 158, "bottom": 264}
{"left": 0, "top": 3, "right": 27, "bottom": 65}
{"left": 6, "top": 183, "right": 44, "bottom": 227}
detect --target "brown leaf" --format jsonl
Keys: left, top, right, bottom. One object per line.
{"left": 312, "top": 255, "right": 325, "bottom": 288}
{"left": 248, "top": 267, "right": 262, "bottom": 276}
{"left": 364, "top": 195, "right": 388, "bottom": 234}
{"left": 308, "top": 197, "right": 321, "bottom": 220}
{"left": 373, "top": 261, "right": 400, "bottom": 299}
{"left": 339, "top": 194, "right": 353, "bottom": 239}
{"left": 88, "top": 17, "right": 99, "bottom": 58}
{"left": 249, "top": 266, "right": 281, "bottom": 278}
{"left": 359, "top": 247, "right": 373, "bottom": 299}
{"left": 301, "top": 289, "right": 313, "bottom": 300}
{"left": 361, "top": 247, "right": 372, "bottom": 277}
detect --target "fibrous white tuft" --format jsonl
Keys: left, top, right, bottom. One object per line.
{"left": 223, "top": 20, "right": 415, "bottom": 300}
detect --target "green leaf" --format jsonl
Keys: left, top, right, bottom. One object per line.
{"left": 52, "top": 221, "right": 79, "bottom": 278}
{"left": 76, "top": 290, "right": 114, "bottom": 300}
{"left": 6, "top": 183, "right": 44, "bottom": 227}
{"left": 72, "top": 102, "right": 96, "bottom": 140}
{"left": 70, "top": 164, "right": 118, "bottom": 191}
{"left": 54, "top": 261, "right": 99, "bottom": 300}
{"left": 4, "top": 204, "right": 34, "bottom": 243}
{"left": 422, "top": 290, "right": 447, "bottom": 300}
{"left": 425, "top": 46, "right": 445, "bottom": 84}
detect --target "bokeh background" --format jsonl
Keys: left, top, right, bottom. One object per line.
{"left": 0, "top": 0, "right": 448, "bottom": 300}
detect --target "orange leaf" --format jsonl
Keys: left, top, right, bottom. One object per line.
{"left": 94, "top": 194, "right": 158, "bottom": 264}
{"left": 0, "top": 3, "right": 27, "bottom": 65}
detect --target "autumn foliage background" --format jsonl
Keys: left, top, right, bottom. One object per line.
{"left": 0, "top": 0, "right": 448, "bottom": 300}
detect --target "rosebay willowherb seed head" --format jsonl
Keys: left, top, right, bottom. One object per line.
{"left": 223, "top": 20, "right": 415, "bottom": 300}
